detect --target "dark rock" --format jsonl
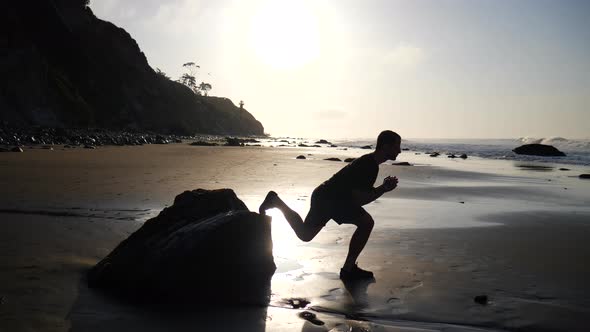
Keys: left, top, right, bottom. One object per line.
{"left": 224, "top": 137, "right": 243, "bottom": 146}
{"left": 315, "top": 139, "right": 331, "bottom": 145}
{"left": 11, "top": 147, "right": 23, "bottom": 152}
{"left": 324, "top": 158, "right": 342, "bottom": 162}
{"left": 392, "top": 162, "right": 411, "bottom": 166}
{"left": 88, "top": 189, "right": 275, "bottom": 305}
{"left": 284, "top": 298, "right": 310, "bottom": 309}
{"left": 415, "top": 152, "right": 421, "bottom": 155}
{"left": 344, "top": 158, "right": 356, "bottom": 163}
{"left": 360, "top": 145, "right": 372, "bottom": 149}
{"left": 299, "top": 311, "right": 324, "bottom": 326}
{"left": 448, "top": 154, "right": 457, "bottom": 158}
{"left": 513, "top": 144, "right": 566, "bottom": 157}
{"left": 83, "top": 145, "right": 95, "bottom": 149}
{"left": 311, "top": 145, "right": 321, "bottom": 148}
{"left": 580, "top": 174, "right": 590, "bottom": 179}
{"left": 296, "top": 155, "right": 306, "bottom": 159}
{"left": 190, "top": 141, "right": 218, "bottom": 146}
{"left": 429, "top": 152, "right": 440, "bottom": 157}
{"left": 298, "top": 143, "right": 309, "bottom": 147}
{"left": 474, "top": 295, "right": 488, "bottom": 305}
{"left": 330, "top": 144, "right": 338, "bottom": 148}
{"left": 460, "top": 154, "right": 468, "bottom": 159}
{"left": 402, "top": 148, "right": 409, "bottom": 151}
{"left": 559, "top": 168, "right": 570, "bottom": 171}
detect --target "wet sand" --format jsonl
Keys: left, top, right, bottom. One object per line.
{"left": 1, "top": 144, "right": 589, "bottom": 331}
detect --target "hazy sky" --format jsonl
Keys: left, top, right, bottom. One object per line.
{"left": 91, "top": 0, "right": 590, "bottom": 139}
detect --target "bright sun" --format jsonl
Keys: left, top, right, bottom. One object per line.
{"left": 250, "top": 0, "right": 320, "bottom": 70}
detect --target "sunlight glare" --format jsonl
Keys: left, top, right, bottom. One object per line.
{"left": 250, "top": 0, "right": 320, "bottom": 70}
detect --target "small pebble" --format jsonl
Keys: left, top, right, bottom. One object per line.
{"left": 474, "top": 295, "right": 488, "bottom": 305}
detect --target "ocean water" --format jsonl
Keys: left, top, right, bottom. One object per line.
{"left": 327, "top": 137, "right": 590, "bottom": 166}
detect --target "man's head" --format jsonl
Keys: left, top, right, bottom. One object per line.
{"left": 376, "top": 130, "right": 401, "bottom": 160}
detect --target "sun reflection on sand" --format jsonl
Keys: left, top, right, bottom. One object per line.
{"left": 266, "top": 203, "right": 305, "bottom": 258}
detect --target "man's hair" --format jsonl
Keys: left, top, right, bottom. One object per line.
{"left": 376, "top": 130, "right": 401, "bottom": 150}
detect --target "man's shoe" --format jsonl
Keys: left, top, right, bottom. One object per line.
{"left": 340, "top": 264, "right": 374, "bottom": 280}
{"left": 259, "top": 191, "right": 278, "bottom": 215}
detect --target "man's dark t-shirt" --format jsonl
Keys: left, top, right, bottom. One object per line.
{"left": 308, "top": 153, "right": 378, "bottom": 225}
{"left": 321, "top": 153, "right": 379, "bottom": 196}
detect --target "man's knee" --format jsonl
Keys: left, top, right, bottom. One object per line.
{"left": 358, "top": 213, "right": 374, "bottom": 230}
{"left": 298, "top": 220, "right": 323, "bottom": 242}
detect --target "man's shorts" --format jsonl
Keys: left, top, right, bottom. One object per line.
{"left": 305, "top": 185, "right": 369, "bottom": 227}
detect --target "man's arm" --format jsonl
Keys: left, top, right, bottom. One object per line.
{"left": 351, "top": 176, "right": 398, "bottom": 206}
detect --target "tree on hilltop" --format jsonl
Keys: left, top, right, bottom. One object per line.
{"left": 178, "top": 62, "right": 212, "bottom": 96}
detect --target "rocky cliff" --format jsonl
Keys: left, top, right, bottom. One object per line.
{"left": 0, "top": 0, "right": 264, "bottom": 135}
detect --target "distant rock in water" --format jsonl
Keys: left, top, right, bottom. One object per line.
{"left": 88, "top": 189, "right": 276, "bottom": 305}
{"left": 513, "top": 144, "right": 566, "bottom": 157}
{"left": 296, "top": 155, "right": 306, "bottom": 159}
{"left": 580, "top": 174, "right": 590, "bottom": 179}
{"left": 1, "top": 1, "right": 263, "bottom": 136}
{"left": 324, "top": 157, "right": 342, "bottom": 162}
{"left": 344, "top": 158, "right": 356, "bottom": 163}
{"left": 392, "top": 162, "right": 411, "bottom": 166}
{"left": 315, "top": 139, "right": 332, "bottom": 145}
{"left": 360, "top": 145, "right": 372, "bottom": 150}
{"left": 460, "top": 154, "right": 468, "bottom": 159}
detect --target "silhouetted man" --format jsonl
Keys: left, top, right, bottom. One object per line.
{"left": 259, "top": 130, "right": 401, "bottom": 280}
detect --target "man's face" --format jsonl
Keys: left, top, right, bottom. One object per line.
{"left": 384, "top": 141, "right": 402, "bottom": 160}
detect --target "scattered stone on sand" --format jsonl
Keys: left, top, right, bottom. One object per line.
{"left": 224, "top": 137, "right": 243, "bottom": 146}
{"left": 579, "top": 174, "right": 590, "bottom": 179}
{"left": 360, "top": 145, "right": 372, "bottom": 149}
{"left": 460, "top": 154, "right": 468, "bottom": 159}
{"left": 284, "top": 298, "right": 310, "bottom": 309}
{"left": 474, "top": 295, "right": 488, "bottom": 305}
{"left": 11, "top": 147, "right": 23, "bottom": 152}
{"left": 88, "top": 189, "right": 276, "bottom": 305}
{"left": 324, "top": 157, "right": 342, "bottom": 162}
{"left": 512, "top": 144, "right": 566, "bottom": 157}
{"left": 344, "top": 158, "right": 356, "bottom": 163}
{"left": 559, "top": 168, "right": 570, "bottom": 171}
{"left": 392, "top": 162, "right": 412, "bottom": 166}
{"left": 415, "top": 152, "right": 421, "bottom": 155}
{"left": 315, "top": 139, "right": 332, "bottom": 145}
{"left": 190, "top": 141, "right": 218, "bottom": 146}
{"left": 429, "top": 152, "right": 440, "bottom": 157}
{"left": 298, "top": 311, "right": 325, "bottom": 326}
{"left": 296, "top": 155, "right": 306, "bottom": 159}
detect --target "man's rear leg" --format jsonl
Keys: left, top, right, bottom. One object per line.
{"left": 259, "top": 191, "right": 323, "bottom": 242}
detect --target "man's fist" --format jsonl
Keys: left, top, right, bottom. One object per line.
{"left": 383, "top": 176, "right": 398, "bottom": 191}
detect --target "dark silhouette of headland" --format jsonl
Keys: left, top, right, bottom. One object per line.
{"left": 1, "top": 0, "right": 263, "bottom": 136}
